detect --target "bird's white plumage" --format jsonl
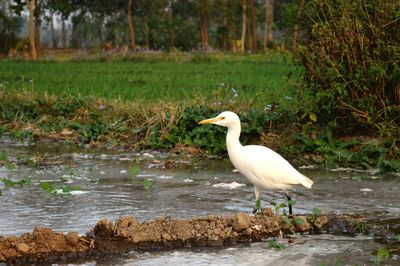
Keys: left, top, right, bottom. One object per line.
{"left": 198, "top": 111, "right": 313, "bottom": 206}
{"left": 229, "top": 145, "right": 313, "bottom": 191}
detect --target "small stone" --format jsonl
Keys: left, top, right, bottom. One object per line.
{"left": 314, "top": 216, "right": 329, "bottom": 229}
{"left": 294, "top": 216, "right": 312, "bottom": 232}
{"left": 243, "top": 228, "right": 252, "bottom": 236}
{"left": 65, "top": 232, "right": 79, "bottom": 247}
{"left": 213, "top": 228, "right": 221, "bottom": 235}
{"left": 16, "top": 243, "right": 30, "bottom": 253}
{"left": 261, "top": 208, "right": 274, "bottom": 216}
{"left": 61, "top": 128, "right": 74, "bottom": 136}
{"left": 162, "top": 233, "right": 172, "bottom": 241}
{"left": 232, "top": 212, "right": 251, "bottom": 232}
{"left": 252, "top": 224, "right": 262, "bottom": 231}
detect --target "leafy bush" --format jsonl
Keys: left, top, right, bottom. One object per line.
{"left": 298, "top": 0, "right": 400, "bottom": 135}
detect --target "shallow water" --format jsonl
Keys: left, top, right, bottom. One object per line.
{"left": 0, "top": 137, "right": 399, "bottom": 265}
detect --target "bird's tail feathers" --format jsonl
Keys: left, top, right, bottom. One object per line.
{"left": 300, "top": 174, "right": 313, "bottom": 188}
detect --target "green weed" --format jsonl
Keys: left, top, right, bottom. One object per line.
{"left": 352, "top": 221, "right": 367, "bottom": 235}
{"left": 268, "top": 240, "right": 286, "bottom": 251}
{"left": 270, "top": 199, "right": 296, "bottom": 216}
{"left": 307, "top": 207, "right": 321, "bottom": 223}
{"left": 129, "top": 166, "right": 140, "bottom": 176}
{"left": 373, "top": 247, "right": 390, "bottom": 265}
{"left": 1, "top": 177, "right": 31, "bottom": 187}
{"left": 40, "top": 182, "right": 81, "bottom": 194}
{"left": 143, "top": 179, "right": 154, "bottom": 189}
{"left": 294, "top": 217, "right": 305, "bottom": 225}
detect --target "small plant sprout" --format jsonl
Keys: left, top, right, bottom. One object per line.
{"left": 308, "top": 207, "right": 322, "bottom": 223}
{"left": 40, "top": 182, "right": 81, "bottom": 195}
{"left": 129, "top": 165, "right": 140, "bottom": 184}
{"left": 268, "top": 240, "right": 286, "bottom": 251}
{"left": 373, "top": 247, "right": 390, "bottom": 265}
{"left": 294, "top": 217, "right": 306, "bottom": 225}
{"left": 0, "top": 151, "right": 8, "bottom": 161}
{"left": 129, "top": 165, "right": 140, "bottom": 176}
{"left": 143, "top": 178, "right": 154, "bottom": 189}
{"left": 0, "top": 151, "right": 17, "bottom": 171}
{"left": 352, "top": 220, "right": 367, "bottom": 235}
{"left": 1, "top": 177, "right": 31, "bottom": 187}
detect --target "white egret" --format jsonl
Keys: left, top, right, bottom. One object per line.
{"left": 198, "top": 111, "right": 313, "bottom": 214}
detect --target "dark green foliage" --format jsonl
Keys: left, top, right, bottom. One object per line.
{"left": 1, "top": 177, "right": 31, "bottom": 187}
{"left": 291, "top": 128, "right": 400, "bottom": 172}
{"left": 298, "top": 0, "right": 400, "bottom": 136}
{"left": 373, "top": 247, "right": 390, "bottom": 265}
{"left": 268, "top": 240, "right": 286, "bottom": 251}
{"left": 0, "top": 100, "right": 39, "bottom": 121}
{"left": 50, "top": 96, "right": 88, "bottom": 117}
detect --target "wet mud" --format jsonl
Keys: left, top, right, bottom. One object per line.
{"left": 0, "top": 209, "right": 362, "bottom": 265}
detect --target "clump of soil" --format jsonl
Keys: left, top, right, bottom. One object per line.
{"left": 0, "top": 227, "right": 94, "bottom": 264}
{"left": 0, "top": 209, "right": 359, "bottom": 264}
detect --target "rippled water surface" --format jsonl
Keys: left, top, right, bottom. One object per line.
{"left": 0, "top": 136, "right": 399, "bottom": 265}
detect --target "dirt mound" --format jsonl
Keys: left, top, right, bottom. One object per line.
{"left": 0, "top": 227, "right": 95, "bottom": 264}
{"left": 0, "top": 209, "right": 360, "bottom": 264}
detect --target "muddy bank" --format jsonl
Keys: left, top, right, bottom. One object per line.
{"left": 0, "top": 209, "right": 362, "bottom": 264}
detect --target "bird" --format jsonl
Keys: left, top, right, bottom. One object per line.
{"left": 198, "top": 111, "right": 313, "bottom": 215}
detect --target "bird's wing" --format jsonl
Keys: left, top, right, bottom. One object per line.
{"left": 241, "top": 145, "right": 308, "bottom": 187}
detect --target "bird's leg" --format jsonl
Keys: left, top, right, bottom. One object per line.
{"left": 283, "top": 191, "right": 293, "bottom": 215}
{"left": 252, "top": 186, "right": 262, "bottom": 214}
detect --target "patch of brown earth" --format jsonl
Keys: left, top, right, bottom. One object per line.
{"left": 0, "top": 209, "right": 359, "bottom": 265}
{"left": 0, "top": 227, "right": 94, "bottom": 264}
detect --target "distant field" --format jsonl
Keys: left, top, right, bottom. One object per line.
{"left": 0, "top": 56, "right": 300, "bottom": 107}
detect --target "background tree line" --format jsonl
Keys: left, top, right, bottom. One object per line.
{"left": 0, "top": 0, "right": 307, "bottom": 58}
{"left": 1, "top": 0, "right": 398, "bottom": 140}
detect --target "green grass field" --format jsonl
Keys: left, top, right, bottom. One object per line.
{"left": 0, "top": 56, "right": 300, "bottom": 107}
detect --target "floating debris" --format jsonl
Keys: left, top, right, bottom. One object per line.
{"left": 212, "top": 182, "right": 246, "bottom": 189}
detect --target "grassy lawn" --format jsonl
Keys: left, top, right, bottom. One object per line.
{"left": 0, "top": 56, "right": 300, "bottom": 108}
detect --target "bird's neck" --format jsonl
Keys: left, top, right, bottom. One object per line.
{"left": 226, "top": 124, "right": 242, "bottom": 153}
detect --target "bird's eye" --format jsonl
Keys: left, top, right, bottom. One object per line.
{"left": 220, "top": 117, "right": 225, "bottom": 120}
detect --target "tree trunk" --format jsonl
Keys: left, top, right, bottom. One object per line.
{"left": 62, "top": 20, "right": 67, "bottom": 48}
{"left": 2, "top": 0, "right": 8, "bottom": 17}
{"left": 293, "top": 0, "right": 305, "bottom": 52}
{"left": 27, "top": 0, "right": 37, "bottom": 59}
{"left": 264, "top": 0, "right": 274, "bottom": 51}
{"left": 222, "top": 0, "right": 229, "bottom": 51}
{"left": 50, "top": 11, "right": 57, "bottom": 48}
{"left": 71, "top": 22, "right": 78, "bottom": 48}
{"left": 165, "top": 7, "right": 175, "bottom": 50}
{"left": 199, "top": 11, "right": 208, "bottom": 50}
{"left": 34, "top": 18, "right": 41, "bottom": 54}
{"left": 127, "top": 0, "right": 135, "bottom": 49}
{"left": 240, "top": 0, "right": 247, "bottom": 53}
{"left": 143, "top": 15, "right": 149, "bottom": 49}
{"left": 249, "top": 0, "right": 257, "bottom": 51}
{"left": 246, "top": 12, "right": 253, "bottom": 52}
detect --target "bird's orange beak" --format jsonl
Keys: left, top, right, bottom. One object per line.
{"left": 198, "top": 117, "right": 224, "bottom": 125}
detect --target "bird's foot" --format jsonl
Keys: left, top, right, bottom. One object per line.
{"left": 252, "top": 199, "right": 262, "bottom": 214}
{"left": 252, "top": 207, "right": 262, "bottom": 215}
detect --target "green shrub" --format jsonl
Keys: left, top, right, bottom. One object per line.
{"left": 298, "top": 0, "right": 400, "bottom": 136}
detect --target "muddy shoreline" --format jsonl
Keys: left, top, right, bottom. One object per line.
{"left": 0, "top": 209, "right": 362, "bottom": 265}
